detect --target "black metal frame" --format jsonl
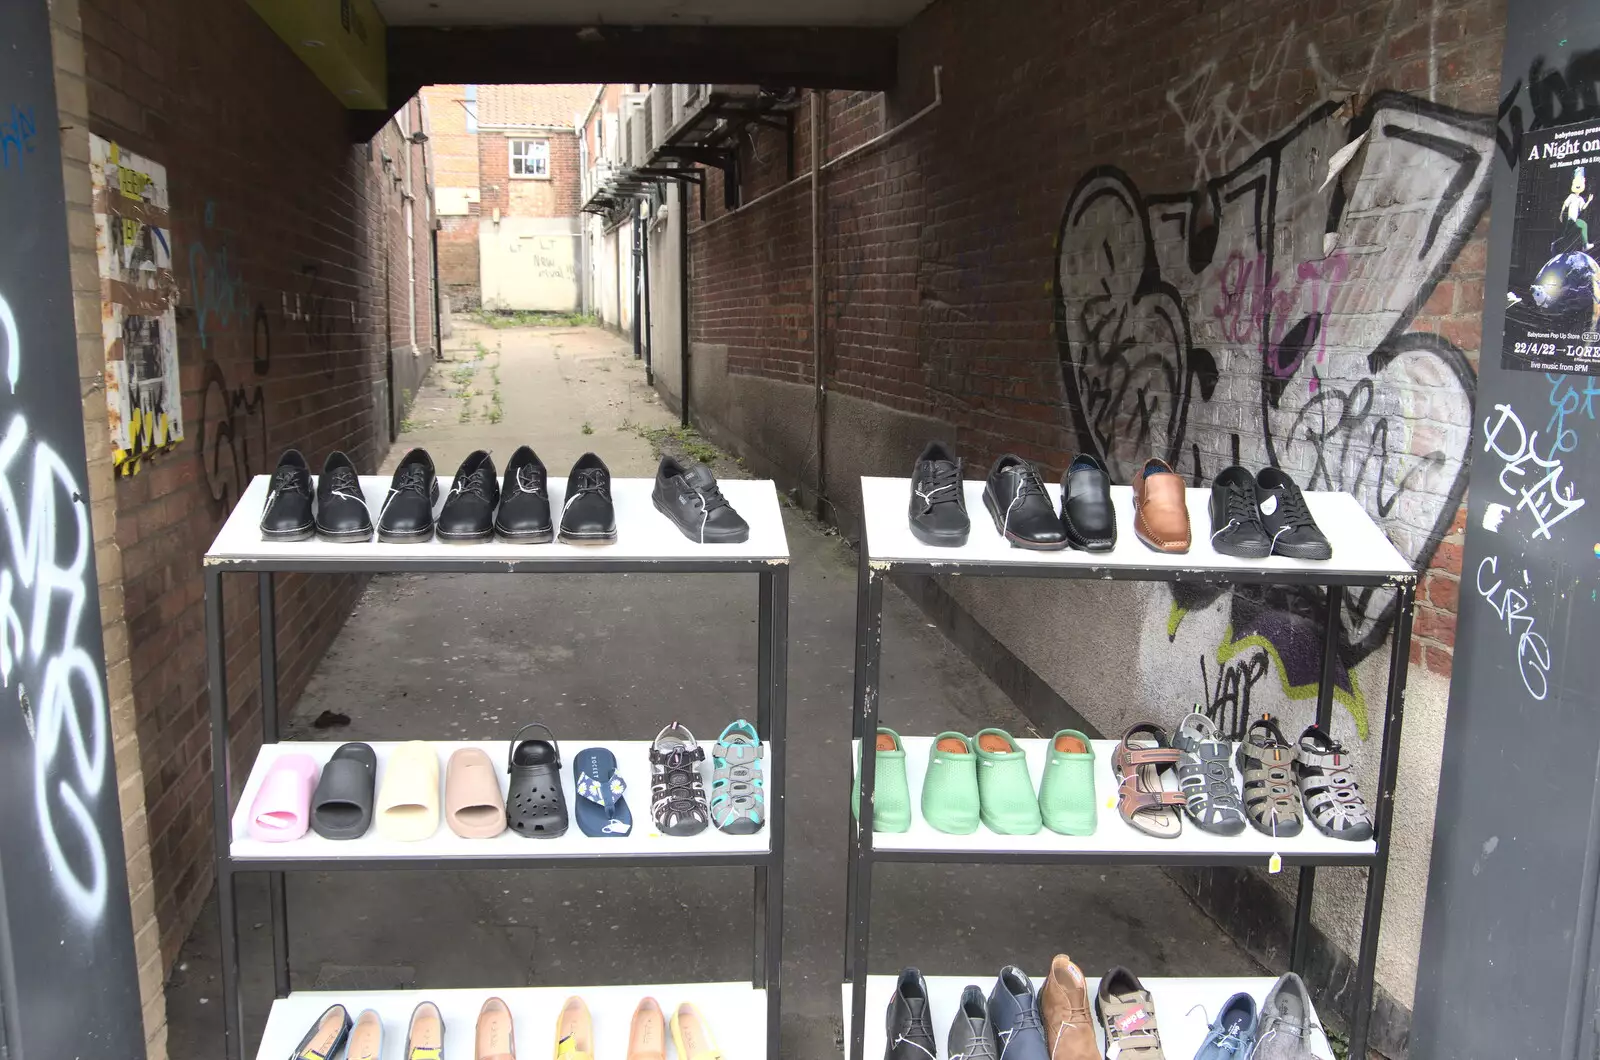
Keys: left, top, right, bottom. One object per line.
{"left": 842, "top": 537, "right": 1416, "bottom": 1060}
{"left": 206, "top": 555, "right": 789, "bottom": 1060}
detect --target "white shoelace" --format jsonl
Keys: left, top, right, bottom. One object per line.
{"left": 893, "top": 1034, "right": 936, "bottom": 1060}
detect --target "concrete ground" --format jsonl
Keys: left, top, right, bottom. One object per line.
{"left": 165, "top": 321, "right": 1260, "bottom": 1059}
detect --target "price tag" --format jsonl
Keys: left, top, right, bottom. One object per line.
{"left": 1269, "top": 853, "right": 1282, "bottom": 874}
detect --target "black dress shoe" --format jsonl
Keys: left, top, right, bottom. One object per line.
{"left": 437, "top": 451, "right": 499, "bottom": 543}
{"left": 908, "top": 441, "right": 969, "bottom": 546}
{"left": 652, "top": 455, "right": 749, "bottom": 543}
{"left": 1209, "top": 465, "right": 1273, "bottom": 559}
{"left": 560, "top": 452, "right": 617, "bottom": 545}
{"left": 315, "top": 451, "right": 373, "bottom": 542}
{"left": 1256, "top": 467, "right": 1332, "bottom": 559}
{"left": 261, "top": 449, "right": 314, "bottom": 541}
{"left": 885, "top": 966, "right": 938, "bottom": 1060}
{"left": 377, "top": 448, "right": 438, "bottom": 543}
{"left": 494, "top": 446, "right": 554, "bottom": 543}
{"left": 983, "top": 454, "right": 1066, "bottom": 549}
{"left": 1060, "top": 453, "right": 1116, "bottom": 551}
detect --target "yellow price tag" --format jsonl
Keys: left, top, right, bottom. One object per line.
{"left": 1269, "top": 853, "right": 1282, "bottom": 874}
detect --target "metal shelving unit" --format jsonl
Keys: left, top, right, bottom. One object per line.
{"left": 205, "top": 475, "right": 789, "bottom": 1060}
{"left": 843, "top": 476, "right": 1417, "bottom": 1060}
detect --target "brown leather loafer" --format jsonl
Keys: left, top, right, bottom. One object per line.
{"left": 1132, "top": 458, "right": 1191, "bottom": 553}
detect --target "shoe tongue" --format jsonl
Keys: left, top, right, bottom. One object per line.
{"left": 682, "top": 464, "right": 716, "bottom": 489}
{"left": 902, "top": 996, "right": 928, "bottom": 1019}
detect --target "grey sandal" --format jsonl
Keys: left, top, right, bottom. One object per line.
{"left": 1173, "top": 713, "right": 1247, "bottom": 837}
{"left": 711, "top": 720, "right": 764, "bottom": 835}
{"left": 1294, "top": 725, "right": 1373, "bottom": 841}
{"left": 1236, "top": 716, "right": 1303, "bottom": 838}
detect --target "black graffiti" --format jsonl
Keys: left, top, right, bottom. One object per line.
{"left": 1498, "top": 47, "right": 1600, "bottom": 166}
{"left": 252, "top": 303, "right": 271, "bottom": 376}
{"left": 299, "top": 265, "right": 339, "bottom": 380}
{"left": 200, "top": 360, "right": 267, "bottom": 515}
{"left": 1199, "top": 652, "right": 1268, "bottom": 740}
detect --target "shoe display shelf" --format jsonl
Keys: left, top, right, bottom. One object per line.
{"left": 843, "top": 476, "right": 1416, "bottom": 1060}
{"left": 205, "top": 475, "right": 790, "bottom": 1060}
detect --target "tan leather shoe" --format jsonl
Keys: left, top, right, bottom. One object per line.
{"left": 347, "top": 1010, "right": 383, "bottom": 1060}
{"left": 1039, "top": 954, "right": 1099, "bottom": 1060}
{"left": 477, "top": 997, "right": 516, "bottom": 1060}
{"left": 627, "top": 998, "right": 667, "bottom": 1060}
{"left": 1132, "top": 458, "right": 1191, "bottom": 553}
{"left": 553, "top": 997, "right": 592, "bottom": 1059}
{"left": 404, "top": 1002, "right": 444, "bottom": 1060}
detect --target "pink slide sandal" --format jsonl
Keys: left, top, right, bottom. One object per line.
{"left": 248, "top": 754, "right": 320, "bottom": 842}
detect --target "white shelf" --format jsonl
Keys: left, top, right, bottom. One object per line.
{"left": 231, "top": 740, "right": 769, "bottom": 862}
{"left": 206, "top": 475, "right": 789, "bottom": 565}
{"left": 257, "top": 982, "right": 767, "bottom": 1060}
{"left": 855, "top": 737, "right": 1376, "bottom": 862}
{"left": 860, "top": 476, "right": 1412, "bottom": 580}
{"left": 842, "top": 974, "right": 1333, "bottom": 1060}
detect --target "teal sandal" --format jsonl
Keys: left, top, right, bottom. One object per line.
{"left": 711, "top": 720, "right": 765, "bottom": 835}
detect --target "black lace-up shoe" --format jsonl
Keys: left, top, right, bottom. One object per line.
{"left": 983, "top": 454, "right": 1066, "bottom": 550}
{"left": 885, "top": 967, "right": 938, "bottom": 1060}
{"left": 315, "top": 451, "right": 373, "bottom": 542}
{"left": 494, "top": 446, "right": 553, "bottom": 543}
{"left": 987, "top": 967, "right": 1049, "bottom": 1060}
{"left": 1256, "top": 467, "right": 1332, "bottom": 560}
{"left": 437, "top": 450, "right": 499, "bottom": 543}
{"left": 947, "top": 985, "right": 999, "bottom": 1060}
{"left": 377, "top": 448, "right": 438, "bottom": 543}
{"left": 1060, "top": 453, "right": 1116, "bottom": 551}
{"left": 559, "top": 452, "right": 616, "bottom": 545}
{"left": 261, "top": 449, "right": 314, "bottom": 541}
{"left": 908, "top": 441, "right": 969, "bottom": 547}
{"left": 652, "top": 455, "right": 749, "bottom": 544}
{"left": 1208, "top": 465, "right": 1272, "bottom": 559}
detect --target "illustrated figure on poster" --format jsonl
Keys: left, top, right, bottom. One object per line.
{"left": 1562, "top": 166, "right": 1593, "bottom": 250}
{"left": 1524, "top": 166, "right": 1600, "bottom": 333}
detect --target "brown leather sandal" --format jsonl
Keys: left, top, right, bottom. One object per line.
{"left": 1112, "top": 723, "right": 1186, "bottom": 839}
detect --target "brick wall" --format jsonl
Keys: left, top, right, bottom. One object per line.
{"left": 482, "top": 130, "right": 583, "bottom": 219}
{"left": 422, "top": 85, "right": 480, "bottom": 310}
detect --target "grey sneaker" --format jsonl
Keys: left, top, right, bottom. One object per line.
{"left": 947, "top": 985, "right": 998, "bottom": 1060}
{"left": 711, "top": 720, "right": 764, "bottom": 835}
{"left": 986, "top": 967, "right": 1049, "bottom": 1060}
{"left": 1254, "top": 973, "right": 1318, "bottom": 1060}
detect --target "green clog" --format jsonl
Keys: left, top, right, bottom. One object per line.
{"left": 1038, "top": 729, "right": 1097, "bottom": 835}
{"left": 851, "top": 727, "right": 912, "bottom": 833}
{"left": 920, "top": 732, "right": 980, "bottom": 834}
{"left": 974, "top": 728, "right": 1042, "bottom": 835}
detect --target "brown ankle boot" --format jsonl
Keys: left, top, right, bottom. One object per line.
{"left": 1039, "top": 954, "right": 1099, "bottom": 1060}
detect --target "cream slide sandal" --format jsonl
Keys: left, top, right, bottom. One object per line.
{"left": 376, "top": 741, "right": 441, "bottom": 842}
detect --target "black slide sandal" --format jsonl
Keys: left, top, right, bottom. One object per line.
{"left": 507, "top": 723, "right": 569, "bottom": 838}
{"left": 310, "top": 743, "right": 377, "bottom": 840}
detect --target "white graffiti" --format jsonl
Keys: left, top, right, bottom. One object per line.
{"left": 1482, "top": 402, "right": 1587, "bottom": 541}
{"left": 0, "top": 292, "right": 109, "bottom": 920}
{"left": 1475, "top": 555, "right": 1553, "bottom": 701}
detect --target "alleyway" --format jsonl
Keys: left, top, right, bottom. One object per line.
{"left": 165, "top": 323, "right": 1258, "bottom": 1059}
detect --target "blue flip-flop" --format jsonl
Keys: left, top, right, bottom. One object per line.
{"left": 573, "top": 747, "right": 632, "bottom": 837}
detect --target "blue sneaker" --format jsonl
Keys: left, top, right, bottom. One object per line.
{"left": 1194, "top": 992, "right": 1258, "bottom": 1058}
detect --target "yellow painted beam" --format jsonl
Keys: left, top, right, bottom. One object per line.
{"left": 247, "top": 0, "right": 387, "bottom": 109}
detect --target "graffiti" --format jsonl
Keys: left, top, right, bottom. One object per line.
{"left": 200, "top": 360, "right": 267, "bottom": 516}
{"left": 1482, "top": 402, "right": 1587, "bottom": 541}
{"left": 188, "top": 201, "right": 248, "bottom": 352}
{"left": 1475, "top": 555, "right": 1553, "bottom": 701}
{"left": 297, "top": 265, "right": 338, "bottom": 375}
{"left": 1198, "top": 649, "right": 1268, "bottom": 738}
{"left": 1058, "top": 90, "right": 1495, "bottom": 734}
{"left": 1499, "top": 47, "right": 1600, "bottom": 166}
{"left": 1546, "top": 371, "right": 1600, "bottom": 454}
{"left": 0, "top": 103, "right": 36, "bottom": 171}
{"left": 0, "top": 292, "right": 110, "bottom": 921}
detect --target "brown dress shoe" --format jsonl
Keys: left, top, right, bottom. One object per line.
{"left": 477, "top": 997, "right": 516, "bottom": 1059}
{"left": 1132, "top": 458, "right": 1191, "bottom": 553}
{"left": 627, "top": 998, "right": 666, "bottom": 1060}
{"left": 1039, "top": 955, "right": 1099, "bottom": 1060}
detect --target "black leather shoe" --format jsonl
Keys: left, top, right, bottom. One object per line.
{"left": 885, "top": 967, "right": 938, "bottom": 1060}
{"left": 494, "top": 446, "right": 554, "bottom": 543}
{"left": 1209, "top": 465, "right": 1272, "bottom": 559}
{"left": 315, "top": 451, "right": 373, "bottom": 542}
{"left": 560, "top": 452, "right": 617, "bottom": 545}
{"left": 437, "top": 450, "right": 499, "bottom": 543}
{"left": 1060, "top": 453, "right": 1116, "bottom": 551}
{"left": 983, "top": 454, "right": 1066, "bottom": 549}
{"left": 652, "top": 455, "right": 749, "bottom": 544}
{"left": 377, "top": 448, "right": 438, "bottom": 543}
{"left": 1256, "top": 467, "right": 1332, "bottom": 559}
{"left": 261, "top": 449, "right": 314, "bottom": 541}
{"left": 908, "top": 441, "right": 969, "bottom": 547}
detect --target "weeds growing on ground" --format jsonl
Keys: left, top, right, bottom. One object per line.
{"left": 472, "top": 310, "right": 599, "bottom": 329}
{"left": 581, "top": 421, "right": 594, "bottom": 435}
{"left": 620, "top": 420, "right": 722, "bottom": 465}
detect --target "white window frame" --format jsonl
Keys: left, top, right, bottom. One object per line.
{"left": 509, "top": 137, "right": 550, "bottom": 179}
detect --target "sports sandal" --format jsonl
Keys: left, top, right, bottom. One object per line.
{"left": 651, "top": 722, "right": 710, "bottom": 836}
{"left": 1236, "top": 716, "right": 1304, "bottom": 838}
{"left": 670, "top": 1003, "right": 724, "bottom": 1060}
{"left": 554, "top": 996, "right": 592, "bottom": 1059}
{"left": 290, "top": 1003, "right": 351, "bottom": 1060}
{"left": 1172, "top": 713, "right": 1247, "bottom": 836}
{"left": 1095, "top": 967, "right": 1166, "bottom": 1059}
{"left": 310, "top": 743, "right": 376, "bottom": 840}
{"left": 506, "top": 723, "right": 568, "bottom": 838}
{"left": 1294, "top": 725, "right": 1373, "bottom": 842}
{"left": 711, "top": 720, "right": 764, "bottom": 835}
{"left": 1111, "top": 723, "right": 1185, "bottom": 839}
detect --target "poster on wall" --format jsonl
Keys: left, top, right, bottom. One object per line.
{"left": 1502, "top": 119, "right": 1600, "bottom": 374}
{"left": 91, "top": 135, "right": 182, "bottom": 474}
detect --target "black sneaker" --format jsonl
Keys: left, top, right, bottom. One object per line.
{"left": 1208, "top": 465, "right": 1272, "bottom": 559}
{"left": 559, "top": 452, "right": 616, "bottom": 545}
{"left": 315, "top": 451, "right": 373, "bottom": 542}
{"left": 653, "top": 455, "right": 749, "bottom": 544}
{"left": 437, "top": 450, "right": 499, "bottom": 543}
{"left": 908, "top": 441, "right": 969, "bottom": 547}
{"left": 495, "top": 446, "right": 554, "bottom": 543}
{"left": 885, "top": 967, "right": 938, "bottom": 1060}
{"left": 260, "top": 449, "right": 314, "bottom": 541}
{"left": 983, "top": 454, "right": 1066, "bottom": 550}
{"left": 377, "top": 448, "right": 438, "bottom": 543}
{"left": 1256, "top": 468, "right": 1332, "bottom": 559}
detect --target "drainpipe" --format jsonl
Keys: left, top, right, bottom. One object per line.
{"left": 631, "top": 214, "right": 642, "bottom": 361}
{"left": 678, "top": 180, "right": 690, "bottom": 428}
{"left": 811, "top": 90, "right": 826, "bottom": 519}
{"left": 642, "top": 209, "right": 654, "bottom": 385}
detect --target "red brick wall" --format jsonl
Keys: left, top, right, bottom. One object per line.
{"left": 423, "top": 84, "right": 481, "bottom": 309}
{"left": 480, "top": 131, "right": 584, "bottom": 219}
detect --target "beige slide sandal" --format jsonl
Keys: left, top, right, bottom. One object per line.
{"left": 476, "top": 996, "right": 516, "bottom": 1060}
{"left": 447, "top": 748, "right": 507, "bottom": 839}
{"left": 553, "top": 996, "right": 592, "bottom": 1059}
{"left": 376, "top": 741, "right": 441, "bottom": 842}
{"left": 627, "top": 998, "right": 665, "bottom": 1060}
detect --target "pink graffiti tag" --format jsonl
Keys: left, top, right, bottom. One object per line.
{"left": 1212, "top": 250, "right": 1349, "bottom": 392}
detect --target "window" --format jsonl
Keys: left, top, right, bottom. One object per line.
{"left": 509, "top": 138, "right": 550, "bottom": 178}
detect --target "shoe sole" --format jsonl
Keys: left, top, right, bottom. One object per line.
{"left": 315, "top": 526, "right": 374, "bottom": 543}
{"left": 494, "top": 524, "right": 555, "bottom": 544}
{"left": 436, "top": 528, "right": 493, "bottom": 544}
{"left": 651, "top": 495, "right": 750, "bottom": 544}
{"left": 1213, "top": 540, "right": 1272, "bottom": 560}
{"left": 909, "top": 522, "right": 968, "bottom": 547}
{"left": 1064, "top": 534, "right": 1115, "bottom": 552}
{"left": 559, "top": 529, "right": 618, "bottom": 546}
{"left": 982, "top": 489, "right": 1068, "bottom": 551}
{"left": 261, "top": 524, "right": 315, "bottom": 542}
{"left": 377, "top": 526, "right": 434, "bottom": 544}
{"left": 1272, "top": 540, "right": 1333, "bottom": 560}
